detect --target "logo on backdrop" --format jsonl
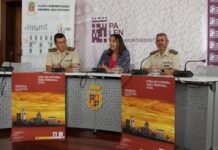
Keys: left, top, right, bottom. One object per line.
{"left": 92, "top": 17, "right": 124, "bottom": 43}
{"left": 91, "top": 17, "right": 155, "bottom": 44}
{"left": 28, "top": 0, "right": 36, "bottom": 16}
{"left": 86, "top": 84, "right": 103, "bottom": 111}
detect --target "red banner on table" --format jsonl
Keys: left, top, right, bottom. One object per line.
{"left": 11, "top": 72, "right": 65, "bottom": 142}
{"left": 119, "top": 75, "right": 175, "bottom": 150}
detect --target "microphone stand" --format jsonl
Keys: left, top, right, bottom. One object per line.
{"left": 140, "top": 55, "right": 151, "bottom": 70}
{"left": 173, "top": 59, "right": 206, "bottom": 77}
{"left": 8, "top": 51, "right": 14, "bottom": 71}
{"left": 0, "top": 51, "right": 14, "bottom": 72}
{"left": 59, "top": 53, "right": 69, "bottom": 68}
{"left": 131, "top": 55, "right": 151, "bottom": 75}
{"left": 184, "top": 60, "right": 205, "bottom": 71}
{"left": 51, "top": 53, "right": 69, "bottom": 72}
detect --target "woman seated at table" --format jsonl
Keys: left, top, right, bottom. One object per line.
{"left": 97, "top": 34, "right": 130, "bottom": 73}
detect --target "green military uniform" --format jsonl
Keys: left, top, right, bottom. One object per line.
{"left": 143, "top": 48, "right": 181, "bottom": 70}
{"left": 46, "top": 47, "right": 80, "bottom": 68}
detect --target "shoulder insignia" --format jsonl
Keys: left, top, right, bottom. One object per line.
{"left": 150, "top": 50, "right": 158, "bottom": 56}
{"left": 67, "top": 47, "right": 75, "bottom": 51}
{"left": 48, "top": 48, "right": 57, "bottom": 52}
{"left": 169, "top": 49, "right": 178, "bottom": 55}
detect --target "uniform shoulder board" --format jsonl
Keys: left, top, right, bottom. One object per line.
{"left": 169, "top": 49, "right": 178, "bottom": 55}
{"left": 48, "top": 48, "right": 57, "bottom": 52}
{"left": 150, "top": 50, "right": 158, "bottom": 56}
{"left": 67, "top": 47, "right": 75, "bottom": 51}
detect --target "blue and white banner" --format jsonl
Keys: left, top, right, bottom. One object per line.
{"left": 22, "top": 0, "right": 75, "bottom": 71}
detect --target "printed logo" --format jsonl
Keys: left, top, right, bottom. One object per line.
{"left": 86, "top": 84, "right": 103, "bottom": 111}
{"left": 28, "top": 0, "right": 36, "bottom": 16}
{"left": 92, "top": 17, "right": 124, "bottom": 43}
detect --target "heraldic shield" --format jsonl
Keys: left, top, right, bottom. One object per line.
{"left": 86, "top": 84, "right": 103, "bottom": 111}
{"left": 28, "top": 0, "right": 36, "bottom": 15}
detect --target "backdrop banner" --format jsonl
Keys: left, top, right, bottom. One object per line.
{"left": 11, "top": 72, "right": 65, "bottom": 142}
{"left": 208, "top": 0, "right": 218, "bottom": 66}
{"left": 21, "top": 0, "right": 208, "bottom": 70}
{"left": 74, "top": 0, "right": 207, "bottom": 71}
{"left": 119, "top": 75, "right": 175, "bottom": 150}
{"left": 21, "top": 0, "right": 75, "bottom": 71}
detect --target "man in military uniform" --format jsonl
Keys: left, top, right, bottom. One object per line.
{"left": 143, "top": 33, "right": 181, "bottom": 75}
{"left": 46, "top": 33, "right": 80, "bottom": 72}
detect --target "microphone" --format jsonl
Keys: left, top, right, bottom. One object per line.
{"left": 140, "top": 55, "right": 151, "bottom": 70}
{"left": 184, "top": 59, "right": 205, "bottom": 71}
{"left": 173, "top": 59, "right": 206, "bottom": 77}
{"left": 0, "top": 51, "right": 14, "bottom": 72}
{"left": 131, "top": 55, "right": 151, "bottom": 75}
{"left": 51, "top": 52, "right": 69, "bottom": 72}
{"left": 9, "top": 51, "right": 13, "bottom": 69}
{"left": 7, "top": 51, "right": 14, "bottom": 71}
{"left": 59, "top": 52, "right": 69, "bottom": 68}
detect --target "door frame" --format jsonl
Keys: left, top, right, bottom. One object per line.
{"left": 0, "top": 0, "right": 21, "bottom": 64}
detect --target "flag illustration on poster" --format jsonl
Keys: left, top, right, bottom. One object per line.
{"left": 11, "top": 72, "right": 65, "bottom": 142}
{"left": 119, "top": 75, "right": 175, "bottom": 150}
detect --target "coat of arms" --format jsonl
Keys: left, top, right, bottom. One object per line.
{"left": 86, "top": 84, "right": 103, "bottom": 111}
{"left": 28, "top": 0, "right": 36, "bottom": 15}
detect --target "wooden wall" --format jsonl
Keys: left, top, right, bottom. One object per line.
{"left": 0, "top": 0, "right": 21, "bottom": 65}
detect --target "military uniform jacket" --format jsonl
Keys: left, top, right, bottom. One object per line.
{"left": 143, "top": 48, "right": 181, "bottom": 70}
{"left": 46, "top": 47, "right": 80, "bottom": 68}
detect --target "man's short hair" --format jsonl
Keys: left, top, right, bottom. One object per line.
{"left": 156, "top": 33, "right": 168, "bottom": 40}
{"left": 54, "top": 33, "right": 66, "bottom": 43}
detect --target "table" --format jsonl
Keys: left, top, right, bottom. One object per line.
{"left": 0, "top": 72, "right": 12, "bottom": 129}
{"left": 1, "top": 72, "right": 218, "bottom": 150}
{"left": 175, "top": 76, "right": 218, "bottom": 150}
{"left": 66, "top": 73, "right": 121, "bottom": 132}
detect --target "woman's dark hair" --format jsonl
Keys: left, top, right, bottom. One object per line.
{"left": 54, "top": 33, "right": 66, "bottom": 43}
{"left": 108, "top": 34, "right": 127, "bottom": 56}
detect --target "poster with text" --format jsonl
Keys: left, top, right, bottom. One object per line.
{"left": 11, "top": 72, "right": 65, "bottom": 142}
{"left": 22, "top": 0, "right": 75, "bottom": 71}
{"left": 119, "top": 75, "right": 175, "bottom": 150}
